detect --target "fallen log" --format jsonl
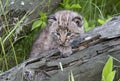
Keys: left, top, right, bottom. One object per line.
{"left": 0, "top": 16, "right": 120, "bottom": 81}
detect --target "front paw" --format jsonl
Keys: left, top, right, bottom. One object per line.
{"left": 60, "top": 51, "right": 72, "bottom": 57}
{"left": 58, "top": 46, "right": 73, "bottom": 57}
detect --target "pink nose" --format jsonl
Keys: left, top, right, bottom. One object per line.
{"left": 60, "top": 37, "right": 66, "bottom": 44}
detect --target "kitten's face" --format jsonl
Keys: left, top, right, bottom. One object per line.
{"left": 52, "top": 27, "right": 80, "bottom": 47}
{"left": 48, "top": 10, "right": 84, "bottom": 47}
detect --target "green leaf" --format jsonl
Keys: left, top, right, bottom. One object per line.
{"left": 98, "top": 19, "right": 105, "bottom": 25}
{"left": 106, "top": 71, "right": 116, "bottom": 81}
{"left": 39, "top": 12, "right": 46, "bottom": 18}
{"left": 32, "top": 20, "right": 42, "bottom": 30}
{"left": 102, "top": 57, "right": 113, "bottom": 80}
{"left": 40, "top": 13, "right": 47, "bottom": 21}
{"left": 60, "top": 3, "right": 64, "bottom": 7}
{"left": 70, "top": 4, "right": 81, "bottom": 9}
{"left": 63, "top": 0, "right": 69, "bottom": 5}
{"left": 101, "top": 76, "right": 106, "bottom": 81}
{"left": 65, "top": 4, "right": 71, "bottom": 9}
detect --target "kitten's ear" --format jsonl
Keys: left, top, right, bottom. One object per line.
{"left": 72, "top": 16, "right": 83, "bottom": 27}
{"left": 48, "top": 15, "right": 57, "bottom": 25}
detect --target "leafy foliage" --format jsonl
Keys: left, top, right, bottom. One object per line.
{"left": 101, "top": 57, "right": 116, "bottom": 81}
{"left": 32, "top": 13, "right": 47, "bottom": 30}
{"left": 98, "top": 16, "right": 112, "bottom": 25}
{"left": 60, "top": 0, "right": 81, "bottom": 9}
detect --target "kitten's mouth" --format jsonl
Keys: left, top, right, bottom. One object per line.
{"left": 59, "top": 44, "right": 69, "bottom": 47}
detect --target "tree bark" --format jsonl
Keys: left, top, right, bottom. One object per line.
{"left": 0, "top": 0, "right": 62, "bottom": 36}
{"left": 0, "top": 16, "right": 120, "bottom": 81}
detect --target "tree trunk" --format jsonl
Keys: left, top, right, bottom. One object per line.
{"left": 0, "top": 16, "right": 120, "bottom": 81}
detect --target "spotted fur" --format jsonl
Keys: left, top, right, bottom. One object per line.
{"left": 29, "top": 10, "right": 84, "bottom": 58}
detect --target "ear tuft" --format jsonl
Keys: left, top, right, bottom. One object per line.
{"left": 48, "top": 15, "right": 57, "bottom": 25}
{"left": 72, "top": 16, "right": 83, "bottom": 27}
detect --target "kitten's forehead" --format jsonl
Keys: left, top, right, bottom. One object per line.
{"left": 49, "top": 10, "right": 84, "bottom": 34}
{"left": 54, "top": 10, "right": 80, "bottom": 21}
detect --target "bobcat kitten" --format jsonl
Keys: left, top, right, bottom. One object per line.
{"left": 29, "top": 10, "right": 84, "bottom": 58}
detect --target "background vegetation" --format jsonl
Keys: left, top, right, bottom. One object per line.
{"left": 0, "top": 0, "right": 120, "bottom": 75}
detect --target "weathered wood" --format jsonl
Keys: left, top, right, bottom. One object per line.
{"left": 0, "top": 0, "right": 62, "bottom": 36}
{"left": 0, "top": 16, "right": 120, "bottom": 81}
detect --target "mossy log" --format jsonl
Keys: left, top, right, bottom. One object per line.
{"left": 0, "top": 16, "right": 120, "bottom": 81}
